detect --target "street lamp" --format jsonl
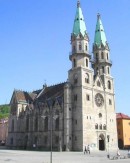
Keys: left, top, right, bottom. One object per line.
{"left": 46, "top": 98, "right": 55, "bottom": 163}
{"left": 107, "top": 135, "right": 110, "bottom": 158}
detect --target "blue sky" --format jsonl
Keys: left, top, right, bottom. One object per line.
{"left": 0, "top": 0, "right": 130, "bottom": 115}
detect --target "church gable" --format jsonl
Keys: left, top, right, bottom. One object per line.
{"left": 93, "top": 75, "right": 105, "bottom": 91}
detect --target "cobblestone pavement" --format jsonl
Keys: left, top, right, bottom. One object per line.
{"left": 0, "top": 149, "right": 130, "bottom": 163}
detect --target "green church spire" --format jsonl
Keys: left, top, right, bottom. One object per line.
{"left": 72, "top": 1, "right": 87, "bottom": 37}
{"left": 94, "top": 14, "right": 107, "bottom": 47}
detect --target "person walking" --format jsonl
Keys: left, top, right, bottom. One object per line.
{"left": 87, "top": 145, "right": 90, "bottom": 154}
{"left": 84, "top": 146, "right": 87, "bottom": 154}
{"left": 117, "top": 148, "right": 120, "bottom": 157}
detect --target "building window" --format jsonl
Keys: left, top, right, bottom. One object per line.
{"left": 55, "top": 136, "right": 59, "bottom": 144}
{"left": 102, "top": 66, "right": 105, "bottom": 73}
{"left": 86, "top": 94, "right": 90, "bottom": 101}
{"left": 103, "top": 125, "right": 106, "bottom": 130}
{"left": 86, "top": 59, "right": 88, "bottom": 67}
{"left": 97, "top": 81, "right": 101, "bottom": 87}
{"left": 86, "top": 44, "right": 87, "bottom": 51}
{"left": 101, "top": 52, "right": 104, "bottom": 59}
{"left": 11, "top": 119, "right": 14, "bottom": 132}
{"left": 99, "top": 124, "right": 102, "bottom": 130}
{"left": 74, "top": 95, "right": 77, "bottom": 101}
{"left": 99, "top": 113, "right": 102, "bottom": 118}
{"left": 107, "top": 53, "right": 109, "bottom": 60}
{"left": 75, "top": 136, "right": 77, "bottom": 141}
{"left": 108, "top": 67, "right": 110, "bottom": 74}
{"left": 109, "top": 99, "right": 112, "bottom": 105}
{"left": 75, "top": 120, "right": 77, "bottom": 125}
{"left": 35, "top": 116, "right": 38, "bottom": 132}
{"left": 96, "top": 53, "right": 98, "bottom": 60}
{"left": 26, "top": 116, "right": 29, "bottom": 131}
{"left": 108, "top": 80, "right": 111, "bottom": 89}
{"left": 85, "top": 73, "right": 89, "bottom": 83}
{"left": 95, "top": 124, "right": 98, "bottom": 129}
{"left": 73, "top": 59, "right": 76, "bottom": 68}
{"left": 44, "top": 117, "right": 48, "bottom": 131}
{"left": 79, "top": 44, "right": 82, "bottom": 50}
{"left": 55, "top": 117, "right": 59, "bottom": 131}
{"left": 74, "top": 74, "right": 78, "bottom": 84}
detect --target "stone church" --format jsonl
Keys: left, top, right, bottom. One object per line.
{"left": 7, "top": 1, "right": 118, "bottom": 151}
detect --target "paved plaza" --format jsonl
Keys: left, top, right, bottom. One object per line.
{"left": 0, "top": 149, "right": 130, "bottom": 163}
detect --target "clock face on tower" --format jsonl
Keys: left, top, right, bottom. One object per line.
{"left": 95, "top": 93, "right": 104, "bottom": 107}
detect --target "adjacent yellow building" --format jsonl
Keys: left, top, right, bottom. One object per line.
{"left": 117, "top": 113, "right": 130, "bottom": 149}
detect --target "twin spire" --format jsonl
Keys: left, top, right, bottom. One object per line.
{"left": 72, "top": 1, "right": 107, "bottom": 47}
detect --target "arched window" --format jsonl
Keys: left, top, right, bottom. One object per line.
{"left": 86, "top": 59, "right": 88, "bottom": 67}
{"left": 103, "top": 125, "right": 106, "bottom": 130}
{"left": 55, "top": 117, "right": 59, "bottom": 131}
{"left": 109, "top": 99, "right": 112, "bottom": 105}
{"left": 74, "top": 74, "right": 78, "bottom": 84}
{"left": 85, "top": 73, "right": 89, "bottom": 83}
{"left": 97, "top": 81, "right": 101, "bottom": 87}
{"left": 44, "top": 117, "right": 48, "bottom": 131}
{"left": 95, "top": 124, "right": 98, "bottom": 129}
{"left": 79, "top": 44, "right": 82, "bottom": 50}
{"left": 11, "top": 119, "right": 14, "bottom": 132}
{"left": 102, "top": 66, "right": 105, "bottom": 73}
{"left": 26, "top": 116, "right": 29, "bottom": 131}
{"left": 101, "top": 52, "right": 104, "bottom": 59}
{"left": 107, "top": 53, "right": 109, "bottom": 60}
{"left": 108, "top": 80, "right": 111, "bottom": 89}
{"left": 99, "top": 113, "right": 102, "bottom": 118}
{"left": 73, "top": 59, "right": 76, "bottom": 68}
{"left": 96, "top": 53, "right": 98, "bottom": 59}
{"left": 99, "top": 124, "right": 102, "bottom": 130}
{"left": 35, "top": 116, "right": 38, "bottom": 131}
{"left": 108, "top": 67, "right": 110, "bottom": 74}
{"left": 86, "top": 44, "right": 87, "bottom": 51}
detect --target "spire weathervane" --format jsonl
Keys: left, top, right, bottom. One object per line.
{"left": 77, "top": 0, "right": 80, "bottom": 7}
{"left": 97, "top": 13, "right": 100, "bottom": 19}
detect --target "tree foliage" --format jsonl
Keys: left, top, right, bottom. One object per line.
{"left": 0, "top": 105, "right": 10, "bottom": 119}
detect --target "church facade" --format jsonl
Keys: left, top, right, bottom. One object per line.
{"left": 7, "top": 1, "right": 118, "bottom": 151}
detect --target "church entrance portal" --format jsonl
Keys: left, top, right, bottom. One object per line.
{"left": 99, "top": 134, "right": 105, "bottom": 151}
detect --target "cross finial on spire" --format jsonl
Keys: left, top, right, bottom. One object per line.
{"left": 97, "top": 13, "right": 101, "bottom": 19}
{"left": 77, "top": 0, "right": 80, "bottom": 7}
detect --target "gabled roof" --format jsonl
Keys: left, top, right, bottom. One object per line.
{"left": 116, "top": 113, "right": 130, "bottom": 119}
{"left": 94, "top": 14, "right": 107, "bottom": 47}
{"left": 13, "top": 90, "right": 37, "bottom": 103}
{"left": 72, "top": 1, "right": 87, "bottom": 37}
{"left": 36, "top": 82, "right": 66, "bottom": 102}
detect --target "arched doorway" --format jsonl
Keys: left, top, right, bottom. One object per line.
{"left": 99, "top": 134, "right": 105, "bottom": 151}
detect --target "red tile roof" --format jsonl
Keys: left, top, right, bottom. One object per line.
{"left": 116, "top": 113, "right": 130, "bottom": 119}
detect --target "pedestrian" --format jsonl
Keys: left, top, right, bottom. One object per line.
{"left": 87, "top": 145, "right": 90, "bottom": 154}
{"left": 117, "top": 148, "right": 120, "bottom": 157}
{"left": 128, "top": 149, "right": 130, "bottom": 158}
{"left": 84, "top": 146, "right": 87, "bottom": 154}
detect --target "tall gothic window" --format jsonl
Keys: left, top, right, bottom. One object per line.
{"left": 55, "top": 117, "right": 59, "bottom": 131}
{"left": 35, "top": 116, "right": 38, "bottom": 132}
{"left": 108, "top": 67, "right": 110, "bottom": 74}
{"left": 86, "top": 59, "right": 88, "bottom": 67}
{"left": 108, "top": 80, "right": 111, "bottom": 89}
{"left": 85, "top": 73, "right": 89, "bottom": 83}
{"left": 101, "top": 52, "right": 104, "bottom": 59}
{"left": 95, "top": 124, "right": 98, "bottom": 129}
{"left": 97, "top": 81, "right": 101, "bottom": 87}
{"left": 44, "top": 117, "right": 48, "bottom": 131}
{"left": 86, "top": 44, "right": 87, "bottom": 51}
{"left": 102, "top": 66, "right": 105, "bottom": 73}
{"left": 79, "top": 44, "right": 82, "bottom": 50}
{"left": 73, "top": 59, "right": 76, "bottom": 68}
{"left": 26, "top": 116, "right": 29, "bottom": 131}
{"left": 11, "top": 119, "right": 14, "bottom": 132}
